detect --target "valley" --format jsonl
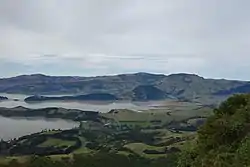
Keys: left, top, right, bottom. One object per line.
{"left": 0, "top": 97, "right": 212, "bottom": 164}
{"left": 0, "top": 73, "right": 248, "bottom": 166}
{"left": 0, "top": 107, "right": 203, "bottom": 161}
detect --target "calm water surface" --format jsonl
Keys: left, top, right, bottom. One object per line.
{"left": 0, "top": 93, "right": 165, "bottom": 140}
{"left": 0, "top": 116, "right": 78, "bottom": 140}
{"left": 0, "top": 93, "right": 164, "bottom": 112}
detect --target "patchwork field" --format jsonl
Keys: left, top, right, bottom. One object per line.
{"left": 0, "top": 100, "right": 214, "bottom": 164}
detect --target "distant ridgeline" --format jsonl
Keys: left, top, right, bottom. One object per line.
{"left": 0, "top": 73, "right": 250, "bottom": 102}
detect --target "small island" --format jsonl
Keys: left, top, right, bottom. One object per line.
{"left": 0, "top": 96, "right": 8, "bottom": 101}
{"left": 24, "top": 93, "right": 119, "bottom": 102}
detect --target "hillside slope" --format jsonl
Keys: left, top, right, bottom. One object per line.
{"left": 0, "top": 73, "right": 248, "bottom": 102}
{"left": 178, "top": 94, "right": 250, "bottom": 167}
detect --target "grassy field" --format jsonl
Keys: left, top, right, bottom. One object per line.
{"left": 39, "top": 138, "right": 76, "bottom": 147}
{"left": 102, "top": 102, "right": 213, "bottom": 128}
{"left": 124, "top": 143, "right": 166, "bottom": 158}
{"left": 0, "top": 156, "right": 29, "bottom": 164}
{"left": 0, "top": 154, "right": 73, "bottom": 164}
{"left": 0, "top": 100, "right": 212, "bottom": 164}
{"left": 103, "top": 109, "right": 170, "bottom": 121}
{"left": 121, "top": 128, "right": 195, "bottom": 158}
{"left": 73, "top": 137, "right": 92, "bottom": 154}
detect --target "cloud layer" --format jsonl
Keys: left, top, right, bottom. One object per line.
{"left": 0, "top": 0, "right": 250, "bottom": 80}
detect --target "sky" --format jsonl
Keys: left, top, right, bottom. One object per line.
{"left": 0, "top": 0, "right": 250, "bottom": 80}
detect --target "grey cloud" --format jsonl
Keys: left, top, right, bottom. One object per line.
{"left": 42, "top": 54, "right": 59, "bottom": 58}
{"left": 0, "top": 0, "right": 250, "bottom": 79}
{"left": 0, "top": 58, "right": 32, "bottom": 77}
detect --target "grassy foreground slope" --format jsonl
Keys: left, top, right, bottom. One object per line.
{"left": 178, "top": 94, "right": 250, "bottom": 167}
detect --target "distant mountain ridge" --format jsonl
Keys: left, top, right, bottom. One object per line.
{"left": 0, "top": 73, "right": 249, "bottom": 103}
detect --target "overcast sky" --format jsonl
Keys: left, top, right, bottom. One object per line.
{"left": 0, "top": 0, "right": 249, "bottom": 80}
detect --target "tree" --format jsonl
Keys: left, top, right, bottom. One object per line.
{"left": 178, "top": 94, "right": 250, "bottom": 167}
